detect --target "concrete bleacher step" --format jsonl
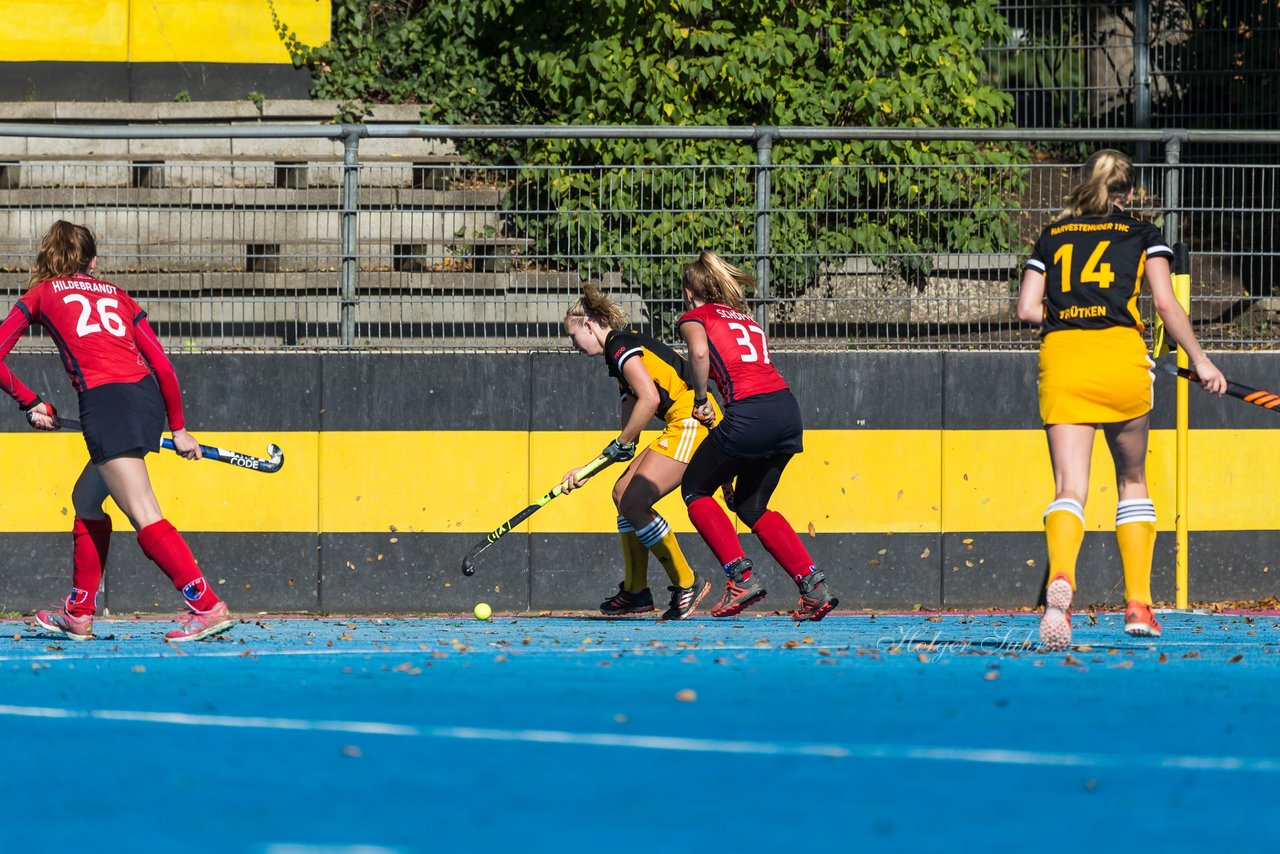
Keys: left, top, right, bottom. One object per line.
{"left": 0, "top": 104, "right": 622, "bottom": 343}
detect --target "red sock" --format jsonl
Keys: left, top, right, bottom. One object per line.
{"left": 67, "top": 516, "right": 112, "bottom": 617}
{"left": 687, "top": 497, "right": 746, "bottom": 573}
{"left": 137, "top": 519, "right": 220, "bottom": 611}
{"left": 752, "top": 510, "right": 816, "bottom": 584}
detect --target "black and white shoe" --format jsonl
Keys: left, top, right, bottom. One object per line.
{"left": 599, "top": 584, "right": 655, "bottom": 615}
{"left": 660, "top": 576, "right": 712, "bottom": 620}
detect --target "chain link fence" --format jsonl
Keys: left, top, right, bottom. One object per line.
{"left": 0, "top": 124, "right": 1276, "bottom": 352}
{"left": 987, "top": 0, "right": 1280, "bottom": 133}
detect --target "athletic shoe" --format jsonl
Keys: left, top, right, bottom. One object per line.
{"left": 34, "top": 606, "right": 95, "bottom": 641}
{"left": 164, "top": 601, "right": 234, "bottom": 643}
{"left": 661, "top": 576, "right": 712, "bottom": 620}
{"left": 1040, "top": 574, "right": 1073, "bottom": 651}
{"left": 709, "top": 558, "right": 767, "bottom": 617}
{"left": 791, "top": 570, "right": 838, "bottom": 622}
{"left": 599, "top": 584, "right": 655, "bottom": 616}
{"left": 1123, "top": 601, "right": 1163, "bottom": 638}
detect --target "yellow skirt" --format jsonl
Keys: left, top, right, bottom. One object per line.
{"left": 648, "top": 392, "right": 720, "bottom": 463}
{"left": 1038, "top": 327, "right": 1153, "bottom": 424}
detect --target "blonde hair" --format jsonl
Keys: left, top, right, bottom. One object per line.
{"left": 1058, "top": 149, "right": 1134, "bottom": 220}
{"left": 681, "top": 250, "right": 751, "bottom": 313}
{"left": 30, "top": 220, "right": 96, "bottom": 286}
{"left": 565, "top": 282, "right": 629, "bottom": 330}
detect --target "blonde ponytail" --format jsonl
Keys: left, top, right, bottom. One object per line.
{"left": 1058, "top": 149, "right": 1134, "bottom": 220}
{"left": 681, "top": 250, "right": 751, "bottom": 313}
{"left": 565, "top": 282, "right": 629, "bottom": 330}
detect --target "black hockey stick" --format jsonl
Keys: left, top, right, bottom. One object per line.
{"left": 1155, "top": 354, "right": 1280, "bottom": 413}
{"left": 461, "top": 453, "right": 614, "bottom": 576}
{"left": 56, "top": 418, "right": 285, "bottom": 473}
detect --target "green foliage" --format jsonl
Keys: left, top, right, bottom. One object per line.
{"left": 247, "top": 91, "right": 266, "bottom": 111}
{"left": 275, "top": 0, "right": 1025, "bottom": 308}
{"left": 173, "top": 90, "right": 192, "bottom": 103}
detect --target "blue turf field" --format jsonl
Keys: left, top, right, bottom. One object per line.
{"left": 2, "top": 610, "right": 1277, "bottom": 853}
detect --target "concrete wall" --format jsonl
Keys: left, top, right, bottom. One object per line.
{"left": 1, "top": 350, "right": 1278, "bottom": 615}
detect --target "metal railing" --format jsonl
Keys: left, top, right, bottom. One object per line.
{"left": 0, "top": 123, "right": 1277, "bottom": 352}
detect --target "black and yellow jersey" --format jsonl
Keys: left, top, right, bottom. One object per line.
{"left": 1025, "top": 207, "right": 1174, "bottom": 335}
{"left": 603, "top": 329, "right": 697, "bottom": 422}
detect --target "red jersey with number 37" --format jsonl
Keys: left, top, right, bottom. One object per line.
{"left": 676, "top": 303, "right": 788, "bottom": 405}
{"left": 18, "top": 273, "right": 151, "bottom": 392}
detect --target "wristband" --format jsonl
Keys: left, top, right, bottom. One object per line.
{"left": 20, "top": 396, "right": 42, "bottom": 412}
{"left": 693, "top": 395, "right": 708, "bottom": 409}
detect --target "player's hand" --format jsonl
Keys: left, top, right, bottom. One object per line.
{"left": 23, "top": 399, "right": 57, "bottom": 431}
{"left": 170, "top": 429, "right": 203, "bottom": 460}
{"left": 602, "top": 438, "right": 637, "bottom": 463}
{"left": 560, "top": 466, "right": 592, "bottom": 493}
{"left": 692, "top": 396, "right": 716, "bottom": 427}
{"left": 1191, "top": 357, "right": 1227, "bottom": 396}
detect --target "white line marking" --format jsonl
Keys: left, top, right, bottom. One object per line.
{"left": 0, "top": 703, "right": 1277, "bottom": 771}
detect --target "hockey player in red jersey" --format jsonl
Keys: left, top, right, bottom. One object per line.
{"left": 676, "top": 250, "right": 838, "bottom": 621}
{"left": 0, "top": 220, "right": 233, "bottom": 642}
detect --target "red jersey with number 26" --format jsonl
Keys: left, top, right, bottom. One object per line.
{"left": 676, "top": 303, "right": 788, "bottom": 406}
{"left": 17, "top": 273, "right": 151, "bottom": 391}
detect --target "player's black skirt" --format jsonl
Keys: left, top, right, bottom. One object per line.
{"left": 78, "top": 378, "right": 165, "bottom": 464}
{"left": 709, "top": 389, "right": 804, "bottom": 459}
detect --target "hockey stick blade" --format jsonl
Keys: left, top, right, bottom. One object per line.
{"left": 1155, "top": 354, "right": 1280, "bottom": 412}
{"left": 55, "top": 417, "right": 285, "bottom": 472}
{"left": 461, "top": 453, "right": 614, "bottom": 576}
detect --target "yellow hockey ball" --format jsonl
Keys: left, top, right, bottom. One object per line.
{"left": 473, "top": 602, "right": 492, "bottom": 621}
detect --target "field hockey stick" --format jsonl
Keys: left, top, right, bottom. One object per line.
{"left": 55, "top": 418, "right": 285, "bottom": 472}
{"left": 461, "top": 453, "right": 615, "bottom": 576}
{"left": 1155, "top": 354, "right": 1280, "bottom": 413}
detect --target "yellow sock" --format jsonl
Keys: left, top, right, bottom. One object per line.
{"left": 1116, "top": 499, "right": 1157, "bottom": 604}
{"left": 619, "top": 531, "right": 649, "bottom": 593}
{"left": 1044, "top": 499, "right": 1085, "bottom": 590}
{"left": 648, "top": 530, "right": 696, "bottom": 589}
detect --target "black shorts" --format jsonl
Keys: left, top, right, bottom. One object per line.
{"left": 78, "top": 378, "right": 165, "bottom": 464}
{"left": 709, "top": 389, "right": 803, "bottom": 459}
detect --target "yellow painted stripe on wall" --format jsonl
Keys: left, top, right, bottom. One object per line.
{"left": 130, "top": 1, "right": 330, "bottom": 64}
{"left": 2, "top": 1, "right": 130, "bottom": 62}
{"left": 317, "top": 431, "right": 529, "bottom": 534}
{"left": 1, "top": 1, "right": 329, "bottom": 64}
{"left": 0, "top": 429, "right": 1268, "bottom": 533}
{"left": 942, "top": 429, "right": 1177, "bottom": 532}
{"left": 0, "top": 432, "right": 318, "bottom": 533}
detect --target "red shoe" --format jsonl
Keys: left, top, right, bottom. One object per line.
{"left": 1040, "top": 574, "right": 1073, "bottom": 651}
{"left": 1124, "top": 601, "right": 1162, "bottom": 638}
{"left": 709, "top": 558, "right": 767, "bottom": 617}
{"left": 34, "top": 606, "right": 95, "bottom": 641}
{"left": 164, "top": 601, "right": 234, "bottom": 643}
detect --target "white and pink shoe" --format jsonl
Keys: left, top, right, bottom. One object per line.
{"left": 1040, "top": 575, "right": 1073, "bottom": 652}
{"left": 164, "top": 601, "right": 234, "bottom": 643}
